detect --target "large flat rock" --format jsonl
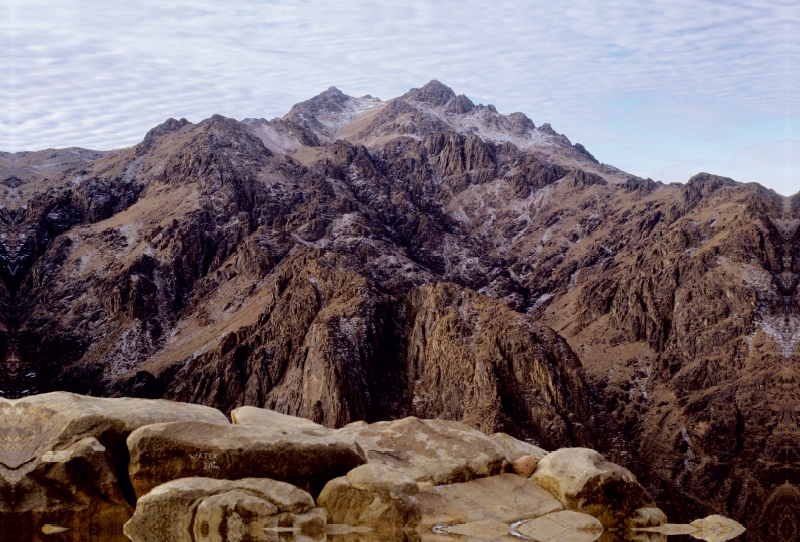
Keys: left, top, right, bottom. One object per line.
{"left": 127, "top": 420, "right": 367, "bottom": 498}
{"left": 416, "top": 473, "right": 563, "bottom": 526}
{"left": 336, "top": 416, "right": 508, "bottom": 485}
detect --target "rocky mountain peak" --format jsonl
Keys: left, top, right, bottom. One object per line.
{"left": 401, "top": 79, "right": 457, "bottom": 106}
{"left": 288, "top": 86, "right": 353, "bottom": 117}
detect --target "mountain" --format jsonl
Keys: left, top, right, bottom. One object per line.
{"left": 1, "top": 80, "right": 797, "bottom": 539}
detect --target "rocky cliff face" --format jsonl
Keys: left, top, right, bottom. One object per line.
{"left": 0, "top": 80, "right": 796, "bottom": 539}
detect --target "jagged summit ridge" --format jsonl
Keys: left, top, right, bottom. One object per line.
{"left": 237, "top": 80, "right": 612, "bottom": 179}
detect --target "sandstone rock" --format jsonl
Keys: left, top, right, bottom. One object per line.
{"left": 532, "top": 448, "right": 655, "bottom": 526}
{"left": 511, "top": 455, "right": 540, "bottom": 478}
{"left": 624, "top": 507, "right": 667, "bottom": 529}
{"left": 416, "top": 473, "right": 562, "bottom": 526}
{"left": 336, "top": 416, "right": 507, "bottom": 485}
{"left": 123, "top": 477, "right": 324, "bottom": 542}
{"left": 127, "top": 420, "right": 366, "bottom": 498}
{"left": 514, "top": 510, "right": 603, "bottom": 541}
{"left": 231, "top": 406, "right": 327, "bottom": 431}
{"left": 317, "top": 464, "right": 420, "bottom": 530}
{"left": 491, "top": 433, "right": 548, "bottom": 462}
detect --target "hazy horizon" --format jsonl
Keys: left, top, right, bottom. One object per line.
{"left": 2, "top": 0, "right": 798, "bottom": 195}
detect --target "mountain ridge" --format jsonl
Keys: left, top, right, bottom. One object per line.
{"left": 0, "top": 80, "right": 797, "bottom": 540}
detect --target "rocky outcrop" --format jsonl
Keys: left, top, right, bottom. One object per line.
{"left": 0, "top": 393, "right": 744, "bottom": 541}
{"left": 230, "top": 405, "right": 326, "bottom": 430}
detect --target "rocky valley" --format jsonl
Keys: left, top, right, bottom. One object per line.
{"left": 0, "top": 80, "right": 797, "bottom": 540}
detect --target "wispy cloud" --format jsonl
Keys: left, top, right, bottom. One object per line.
{"left": 2, "top": 0, "right": 798, "bottom": 193}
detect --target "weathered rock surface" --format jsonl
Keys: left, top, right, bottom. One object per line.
{"left": 532, "top": 448, "right": 655, "bottom": 526}
{"left": 127, "top": 420, "right": 367, "bottom": 498}
{"left": 123, "top": 477, "right": 325, "bottom": 542}
{"left": 335, "top": 416, "right": 507, "bottom": 485}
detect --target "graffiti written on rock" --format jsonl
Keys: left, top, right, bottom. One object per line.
{"left": 188, "top": 452, "right": 223, "bottom": 471}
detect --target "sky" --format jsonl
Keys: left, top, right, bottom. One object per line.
{"left": 2, "top": 0, "right": 798, "bottom": 195}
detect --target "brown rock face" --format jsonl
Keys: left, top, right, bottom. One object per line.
{"left": 1, "top": 80, "right": 798, "bottom": 537}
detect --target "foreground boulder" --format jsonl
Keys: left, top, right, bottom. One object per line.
{"left": 0, "top": 393, "right": 227, "bottom": 540}
{"left": 123, "top": 477, "right": 325, "bottom": 542}
{"left": 317, "top": 464, "right": 421, "bottom": 531}
{"left": 336, "top": 416, "right": 507, "bottom": 484}
{"left": 318, "top": 469, "right": 565, "bottom": 534}
{"left": 532, "top": 448, "right": 655, "bottom": 526}
{"left": 127, "top": 420, "right": 367, "bottom": 498}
